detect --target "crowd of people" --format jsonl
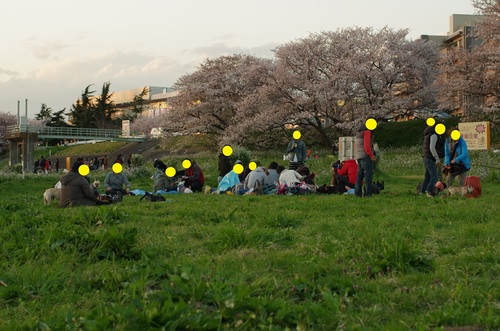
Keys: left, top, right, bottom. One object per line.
{"left": 52, "top": 118, "right": 474, "bottom": 207}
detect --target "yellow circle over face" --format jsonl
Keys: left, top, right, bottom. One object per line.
{"left": 451, "top": 129, "right": 461, "bottom": 141}
{"left": 233, "top": 163, "right": 244, "bottom": 174}
{"left": 165, "top": 167, "right": 176, "bottom": 178}
{"left": 79, "top": 164, "right": 90, "bottom": 176}
{"left": 222, "top": 145, "right": 233, "bottom": 157}
{"left": 435, "top": 123, "right": 446, "bottom": 135}
{"left": 365, "top": 118, "right": 377, "bottom": 130}
{"left": 112, "top": 163, "right": 123, "bottom": 173}
{"left": 249, "top": 161, "right": 257, "bottom": 171}
{"left": 426, "top": 118, "right": 436, "bottom": 126}
{"left": 182, "top": 159, "right": 191, "bottom": 169}
{"left": 293, "top": 130, "right": 301, "bottom": 140}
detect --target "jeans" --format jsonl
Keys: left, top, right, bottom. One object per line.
{"left": 446, "top": 170, "right": 468, "bottom": 187}
{"left": 355, "top": 157, "right": 373, "bottom": 197}
{"left": 421, "top": 157, "right": 438, "bottom": 195}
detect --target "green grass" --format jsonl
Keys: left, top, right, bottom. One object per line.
{"left": 0, "top": 146, "right": 499, "bottom": 330}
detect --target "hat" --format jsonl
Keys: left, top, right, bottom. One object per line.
{"left": 71, "top": 160, "right": 84, "bottom": 172}
{"left": 235, "top": 160, "right": 243, "bottom": 165}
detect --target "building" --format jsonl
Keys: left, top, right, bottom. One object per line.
{"left": 420, "top": 14, "right": 484, "bottom": 117}
{"left": 420, "top": 14, "right": 483, "bottom": 54}
{"left": 111, "top": 86, "right": 179, "bottom": 118}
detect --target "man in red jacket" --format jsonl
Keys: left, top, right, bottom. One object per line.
{"left": 332, "top": 159, "right": 358, "bottom": 193}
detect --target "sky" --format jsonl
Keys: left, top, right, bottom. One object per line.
{"left": 0, "top": 0, "right": 476, "bottom": 119}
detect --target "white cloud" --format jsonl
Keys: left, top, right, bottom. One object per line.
{"left": 0, "top": 43, "right": 274, "bottom": 117}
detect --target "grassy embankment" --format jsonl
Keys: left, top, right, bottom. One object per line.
{"left": 0, "top": 139, "right": 499, "bottom": 330}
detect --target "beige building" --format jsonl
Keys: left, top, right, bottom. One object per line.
{"left": 420, "top": 14, "right": 484, "bottom": 117}
{"left": 420, "top": 14, "right": 483, "bottom": 54}
{"left": 111, "top": 86, "right": 179, "bottom": 118}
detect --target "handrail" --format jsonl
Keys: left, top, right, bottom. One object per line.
{"left": 5, "top": 125, "right": 145, "bottom": 141}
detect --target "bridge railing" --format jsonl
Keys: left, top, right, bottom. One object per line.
{"left": 7, "top": 125, "right": 122, "bottom": 137}
{"left": 39, "top": 126, "right": 122, "bottom": 138}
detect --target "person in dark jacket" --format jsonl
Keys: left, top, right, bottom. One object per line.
{"left": 286, "top": 137, "right": 307, "bottom": 170}
{"left": 218, "top": 153, "right": 232, "bottom": 183}
{"left": 60, "top": 161, "right": 119, "bottom": 207}
{"left": 181, "top": 160, "right": 205, "bottom": 192}
{"left": 421, "top": 124, "right": 442, "bottom": 197}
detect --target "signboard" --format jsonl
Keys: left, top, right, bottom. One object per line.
{"left": 458, "top": 122, "right": 490, "bottom": 151}
{"left": 122, "top": 120, "right": 130, "bottom": 137}
{"left": 338, "top": 137, "right": 356, "bottom": 161}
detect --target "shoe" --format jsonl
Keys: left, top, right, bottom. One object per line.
{"left": 203, "top": 186, "right": 211, "bottom": 194}
{"left": 113, "top": 192, "right": 123, "bottom": 203}
{"left": 426, "top": 192, "right": 433, "bottom": 198}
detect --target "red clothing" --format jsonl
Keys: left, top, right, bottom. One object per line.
{"left": 185, "top": 163, "right": 205, "bottom": 185}
{"left": 364, "top": 131, "right": 375, "bottom": 159}
{"left": 336, "top": 159, "right": 358, "bottom": 185}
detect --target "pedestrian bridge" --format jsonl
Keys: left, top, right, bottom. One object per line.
{"left": 6, "top": 125, "right": 147, "bottom": 142}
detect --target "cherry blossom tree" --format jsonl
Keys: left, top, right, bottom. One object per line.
{"left": 228, "top": 27, "right": 438, "bottom": 147}
{"left": 163, "top": 55, "right": 271, "bottom": 137}
{"left": 130, "top": 114, "right": 160, "bottom": 136}
{"left": 0, "top": 112, "right": 17, "bottom": 154}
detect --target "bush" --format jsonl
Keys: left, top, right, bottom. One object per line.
{"left": 130, "top": 154, "right": 144, "bottom": 167}
{"left": 230, "top": 146, "right": 253, "bottom": 165}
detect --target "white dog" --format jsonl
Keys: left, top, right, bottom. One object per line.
{"left": 43, "top": 188, "right": 61, "bottom": 205}
{"left": 177, "top": 181, "right": 193, "bottom": 194}
{"left": 447, "top": 186, "right": 474, "bottom": 197}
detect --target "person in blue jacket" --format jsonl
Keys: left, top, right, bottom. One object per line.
{"left": 444, "top": 127, "right": 471, "bottom": 187}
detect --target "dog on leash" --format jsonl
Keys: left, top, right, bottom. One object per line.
{"left": 43, "top": 188, "right": 61, "bottom": 205}
{"left": 447, "top": 186, "right": 474, "bottom": 197}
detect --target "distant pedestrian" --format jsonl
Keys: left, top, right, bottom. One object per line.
{"left": 286, "top": 135, "right": 306, "bottom": 170}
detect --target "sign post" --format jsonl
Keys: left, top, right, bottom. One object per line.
{"left": 458, "top": 122, "right": 490, "bottom": 175}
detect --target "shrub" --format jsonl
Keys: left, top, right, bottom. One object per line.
{"left": 130, "top": 154, "right": 144, "bottom": 167}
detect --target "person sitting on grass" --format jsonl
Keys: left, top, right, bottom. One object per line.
{"left": 181, "top": 159, "right": 205, "bottom": 192}
{"left": 60, "top": 161, "right": 121, "bottom": 207}
{"left": 104, "top": 166, "right": 132, "bottom": 196}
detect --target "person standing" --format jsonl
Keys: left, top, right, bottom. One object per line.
{"left": 55, "top": 158, "right": 60, "bottom": 173}
{"left": 354, "top": 122, "right": 377, "bottom": 197}
{"left": 444, "top": 128, "right": 471, "bottom": 187}
{"left": 218, "top": 152, "right": 232, "bottom": 183}
{"left": 421, "top": 125, "right": 442, "bottom": 197}
{"left": 286, "top": 136, "right": 306, "bottom": 170}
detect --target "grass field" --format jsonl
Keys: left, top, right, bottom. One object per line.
{"left": 0, "top": 145, "right": 499, "bottom": 330}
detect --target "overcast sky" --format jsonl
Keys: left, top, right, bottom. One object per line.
{"left": 0, "top": 0, "right": 476, "bottom": 118}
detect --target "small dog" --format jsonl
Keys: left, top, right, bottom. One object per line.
{"left": 447, "top": 186, "right": 474, "bottom": 197}
{"left": 140, "top": 192, "right": 166, "bottom": 202}
{"left": 43, "top": 188, "right": 61, "bottom": 205}
{"left": 177, "top": 181, "right": 193, "bottom": 194}
{"left": 92, "top": 179, "right": 100, "bottom": 189}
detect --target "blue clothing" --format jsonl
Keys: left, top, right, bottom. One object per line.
{"left": 217, "top": 170, "right": 241, "bottom": 192}
{"left": 444, "top": 137, "right": 471, "bottom": 170}
{"left": 421, "top": 157, "right": 438, "bottom": 195}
